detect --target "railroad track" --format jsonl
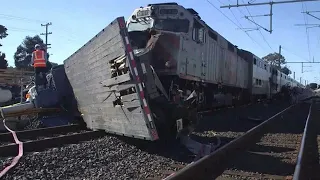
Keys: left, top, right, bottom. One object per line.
{"left": 162, "top": 98, "right": 320, "bottom": 180}
{"left": 141, "top": 101, "right": 292, "bottom": 180}
{"left": 0, "top": 124, "right": 106, "bottom": 157}
{"left": 0, "top": 99, "right": 308, "bottom": 179}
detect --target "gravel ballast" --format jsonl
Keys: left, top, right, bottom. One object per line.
{"left": 1, "top": 101, "right": 292, "bottom": 180}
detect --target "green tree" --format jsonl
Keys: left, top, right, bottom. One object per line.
{"left": 13, "top": 35, "right": 50, "bottom": 70}
{"left": 0, "top": 52, "right": 8, "bottom": 69}
{"left": 262, "top": 52, "right": 286, "bottom": 68}
{"left": 0, "top": 25, "right": 8, "bottom": 47}
{"left": 262, "top": 52, "right": 293, "bottom": 75}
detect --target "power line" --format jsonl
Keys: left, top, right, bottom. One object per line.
{"left": 6, "top": 27, "right": 39, "bottom": 33}
{"left": 281, "top": 46, "right": 310, "bottom": 61}
{"left": 205, "top": 0, "right": 265, "bottom": 50}
{"left": 0, "top": 13, "right": 46, "bottom": 24}
{"left": 222, "top": 0, "right": 244, "bottom": 29}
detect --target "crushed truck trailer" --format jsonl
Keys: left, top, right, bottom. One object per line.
{"left": 64, "top": 17, "right": 199, "bottom": 141}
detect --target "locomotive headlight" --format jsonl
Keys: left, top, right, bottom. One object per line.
{"left": 150, "top": 6, "right": 158, "bottom": 16}
{"left": 137, "top": 9, "right": 151, "bottom": 17}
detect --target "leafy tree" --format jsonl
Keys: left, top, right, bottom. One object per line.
{"left": 262, "top": 52, "right": 293, "bottom": 75}
{"left": 13, "top": 35, "right": 50, "bottom": 70}
{"left": 262, "top": 52, "right": 286, "bottom": 68}
{"left": 0, "top": 25, "right": 8, "bottom": 47}
{"left": 0, "top": 52, "right": 8, "bottom": 69}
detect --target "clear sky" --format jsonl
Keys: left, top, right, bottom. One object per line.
{"left": 1, "top": 0, "right": 320, "bottom": 85}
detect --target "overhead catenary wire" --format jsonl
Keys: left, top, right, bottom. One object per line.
{"left": 301, "top": 3, "right": 312, "bottom": 62}
{"left": 217, "top": 0, "right": 274, "bottom": 52}
{"left": 240, "top": 0, "right": 275, "bottom": 52}
{"left": 281, "top": 46, "right": 310, "bottom": 62}
{"left": 205, "top": 0, "right": 266, "bottom": 50}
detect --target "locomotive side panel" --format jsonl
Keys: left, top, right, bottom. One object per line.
{"left": 203, "top": 35, "right": 219, "bottom": 83}
{"left": 236, "top": 56, "right": 249, "bottom": 89}
{"left": 217, "top": 35, "right": 248, "bottom": 88}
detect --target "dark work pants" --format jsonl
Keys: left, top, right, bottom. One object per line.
{"left": 35, "top": 67, "right": 47, "bottom": 92}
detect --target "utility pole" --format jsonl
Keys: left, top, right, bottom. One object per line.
{"left": 278, "top": 45, "right": 282, "bottom": 67}
{"left": 220, "top": 0, "right": 320, "bottom": 34}
{"left": 294, "top": 72, "right": 295, "bottom": 80}
{"left": 278, "top": 45, "right": 282, "bottom": 87}
{"left": 40, "top": 22, "right": 52, "bottom": 50}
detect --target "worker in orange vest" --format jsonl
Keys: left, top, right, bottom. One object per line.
{"left": 31, "top": 44, "right": 47, "bottom": 92}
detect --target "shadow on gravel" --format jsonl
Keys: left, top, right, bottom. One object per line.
{"left": 249, "top": 144, "right": 296, "bottom": 153}
{"left": 220, "top": 103, "right": 312, "bottom": 177}
{"left": 195, "top": 101, "right": 291, "bottom": 133}
{"left": 227, "top": 150, "right": 296, "bottom": 176}
{"left": 264, "top": 103, "right": 310, "bottom": 134}
{"left": 118, "top": 136, "right": 195, "bottom": 164}
{"left": 107, "top": 101, "right": 296, "bottom": 167}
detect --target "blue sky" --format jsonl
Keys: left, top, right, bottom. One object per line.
{"left": 0, "top": 0, "right": 320, "bottom": 84}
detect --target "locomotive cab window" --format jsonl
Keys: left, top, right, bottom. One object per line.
{"left": 192, "top": 19, "right": 205, "bottom": 43}
{"left": 154, "top": 19, "right": 190, "bottom": 33}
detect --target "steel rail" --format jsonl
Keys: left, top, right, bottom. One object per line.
{"left": 165, "top": 104, "right": 296, "bottom": 180}
{"left": 0, "top": 130, "right": 106, "bottom": 157}
{"left": 293, "top": 102, "right": 314, "bottom": 180}
{"left": 0, "top": 124, "right": 84, "bottom": 142}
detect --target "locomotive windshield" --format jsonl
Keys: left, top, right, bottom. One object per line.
{"left": 128, "top": 18, "right": 153, "bottom": 32}
{"left": 154, "top": 19, "right": 189, "bottom": 33}
{"left": 128, "top": 17, "right": 189, "bottom": 33}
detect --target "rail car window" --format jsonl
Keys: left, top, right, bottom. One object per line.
{"left": 208, "top": 31, "right": 218, "bottom": 41}
{"left": 154, "top": 19, "right": 189, "bottom": 33}
{"left": 192, "top": 19, "right": 205, "bottom": 43}
{"left": 264, "top": 64, "right": 267, "bottom": 70}
{"left": 128, "top": 19, "right": 153, "bottom": 32}
{"left": 253, "top": 58, "right": 256, "bottom": 65}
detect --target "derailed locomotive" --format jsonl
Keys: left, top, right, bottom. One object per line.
{"left": 63, "top": 3, "right": 304, "bottom": 141}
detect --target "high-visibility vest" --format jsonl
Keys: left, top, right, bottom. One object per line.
{"left": 33, "top": 50, "right": 46, "bottom": 68}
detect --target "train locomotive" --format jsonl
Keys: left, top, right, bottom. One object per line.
{"left": 62, "top": 2, "right": 306, "bottom": 141}
{"left": 127, "top": 2, "right": 303, "bottom": 108}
